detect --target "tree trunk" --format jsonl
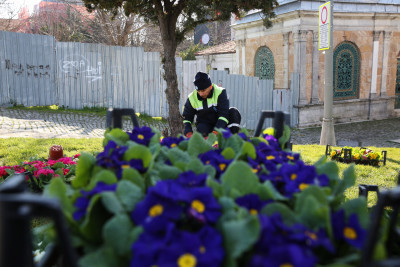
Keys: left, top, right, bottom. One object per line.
{"left": 159, "top": 18, "right": 183, "bottom": 137}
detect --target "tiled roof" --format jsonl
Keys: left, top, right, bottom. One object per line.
{"left": 195, "top": 40, "right": 236, "bottom": 56}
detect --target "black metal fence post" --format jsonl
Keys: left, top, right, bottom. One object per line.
{"left": 106, "top": 108, "right": 139, "bottom": 129}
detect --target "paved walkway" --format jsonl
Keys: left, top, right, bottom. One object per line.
{"left": 0, "top": 107, "right": 399, "bottom": 148}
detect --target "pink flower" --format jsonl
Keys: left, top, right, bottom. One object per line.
{"left": 34, "top": 168, "right": 55, "bottom": 178}
{"left": 62, "top": 168, "right": 69, "bottom": 176}
{"left": 0, "top": 166, "right": 12, "bottom": 177}
{"left": 73, "top": 154, "right": 80, "bottom": 159}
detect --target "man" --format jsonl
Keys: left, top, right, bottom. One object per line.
{"left": 183, "top": 71, "right": 241, "bottom": 137}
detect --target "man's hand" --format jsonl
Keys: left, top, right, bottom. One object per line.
{"left": 185, "top": 132, "right": 193, "bottom": 138}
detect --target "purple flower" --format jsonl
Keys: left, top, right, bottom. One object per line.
{"left": 157, "top": 226, "right": 224, "bottom": 267}
{"left": 131, "top": 191, "right": 183, "bottom": 233}
{"left": 332, "top": 209, "right": 366, "bottom": 248}
{"left": 161, "top": 136, "right": 186, "bottom": 148}
{"left": 184, "top": 187, "right": 221, "bottom": 224}
{"left": 73, "top": 182, "right": 117, "bottom": 221}
{"left": 235, "top": 194, "right": 271, "bottom": 215}
{"left": 263, "top": 134, "right": 280, "bottom": 150}
{"left": 116, "top": 158, "right": 147, "bottom": 178}
{"left": 176, "top": 171, "right": 207, "bottom": 187}
{"left": 128, "top": 126, "right": 154, "bottom": 146}
{"left": 96, "top": 141, "right": 128, "bottom": 169}
{"left": 250, "top": 244, "right": 317, "bottom": 267}
{"left": 199, "top": 150, "right": 232, "bottom": 179}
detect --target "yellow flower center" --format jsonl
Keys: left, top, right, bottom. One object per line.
{"left": 305, "top": 231, "right": 317, "bottom": 240}
{"left": 138, "top": 134, "right": 144, "bottom": 140}
{"left": 191, "top": 200, "right": 205, "bottom": 213}
{"left": 252, "top": 168, "right": 258, "bottom": 173}
{"left": 219, "top": 163, "right": 226, "bottom": 171}
{"left": 299, "top": 183, "right": 309, "bottom": 190}
{"left": 280, "top": 264, "right": 294, "bottom": 267}
{"left": 343, "top": 227, "right": 357, "bottom": 240}
{"left": 266, "top": 155, "right": 275, "bottom": 160}
{"left": 290, "top": 174, "right": 297, "bottom": 180}
{"left": 149, "top": 204, "right": 163, "bottom": 217}
{"left": 250, "top": 209, "right": 258, "bottom": 215}
{"left": 199, "top": 246, "right": 206, "bottom": 254}
{"left": 122, "top": 164, "right": 130, "bottom": 169}
{"left": 178, "top": 253, "right": 197, "bottom": 267}
{"left": 287, "top": 155, "right": 294, "bottom": 160}
{"left": 206, "top": 160, "right": 210, "bottom": 164}
{"left": 171, "top": 143, "right": 177, "bottom": 148}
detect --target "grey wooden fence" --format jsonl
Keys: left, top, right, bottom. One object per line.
{"left": 0, "top": 30, "right": 299, "bottom": 130}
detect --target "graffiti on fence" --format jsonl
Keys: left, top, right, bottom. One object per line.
{"left": 59, "top": 54, "right": 102, "bottom": 83}
{"left": 5, "top": 60, "right": 51, "bottom": 78}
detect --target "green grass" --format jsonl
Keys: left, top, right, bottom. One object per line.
{"left": 0, "top": 138, "right": 103, "bottom": 166}
{"left": 293, "top": 144, "right": 400, "bottom": 206}
{"left": 0, "top": 139, "right": 398, "bottom": 206}
{"left": 7, "top": 105, "right": 167, "bottom": 122}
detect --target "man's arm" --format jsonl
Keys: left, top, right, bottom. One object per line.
{"left": 182, "top": 98, "right": 196, "bottom": 135}
{"left": 215, "top": 89, "right": 229, "bottom": 129}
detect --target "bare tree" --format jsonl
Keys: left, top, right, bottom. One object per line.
{"left": 0, "top": 0, "right": 25, "bottom": 32}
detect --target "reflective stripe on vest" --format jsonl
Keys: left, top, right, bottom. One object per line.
{"left": 188, "top": 84, "right": 224, "bottom": 111}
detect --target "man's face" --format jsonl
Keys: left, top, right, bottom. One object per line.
{"left": 197, "top": 85, "right": 213, "bottom": 99}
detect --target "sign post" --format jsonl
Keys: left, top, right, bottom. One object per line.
{"left": 319, "top": 1, "right": 336, "bottom": 146}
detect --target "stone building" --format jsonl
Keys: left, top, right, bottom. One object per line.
{"left": 201, "top": 0, "right": 400, "bottom": 127}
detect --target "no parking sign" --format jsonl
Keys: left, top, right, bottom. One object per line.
{"left": 319, "top": 2, "right": 331, "bottom": 50}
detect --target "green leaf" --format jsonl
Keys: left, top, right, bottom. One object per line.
{"left": 260, "top": 202, "right": 298, "bottom": 225}
{"left": 223, "top": 135, "right": 243, "bottom": 155}
{"left": 260, "top": 180, "right": 288, "bottom": 201}
{"left": 103, "top": 214, "right": 134, "bottom": 257}
{"left": 185, "top": 158, "right": 205, "bottom": 174}
{"left": 333, "top": 165, "right": 356, "bottom": 196}
{"left": 187, "top": 132, "right": 212, "bottom": 156}
{"left": 72, "top": 152, "right": 95, "bottom": 189}
{"left": 44, "top": 178, "right": 74, "bottom": 214}
{"left": 205, "top": 133, "right": 218, "bottom": 145}
{"left": 341, "top": 197, "right": 369, "bottom": 228}
{"left": 294, "top": 185, "right": 328, "bottom": 212}
{"left": 78, "top": 245, "right": 122, "bottom": 267}
{"left": 221, "top": 216, "right": 260, "bottom": 259}
{"left": 103, "top": 128, "right": 130, "bottom": 147}
{"left": 121, "top": 168, "right": 145, "bottom": 190}
{"left": 316, "top": 160, "right": 340, "bottom": 182}
{"left": 88, "top": 170, "right": 117, "bottom": 189}
{"left": 167, "top": 147, "right": 191, "bottom": 165}
{"left": 221, "top": 147, "right": 235, "bottom": 160}
{"left": 116, "top": 180, "right": 144, "bottom": 212}
{"left": 221, "top": 161, "right": 259, "bottom": 197}
{"left": 80, "top": 195, "right": 112, "bottom": 243}
{"left": 296, "top": 194, "right": 330, "bottom": 230}
{"left": 278, "top": 125, "right": 291, "bottom": 149}
{"left": 155, "top": 164, "right": 182, "bottom": 180}
{"left": 237, "top": 141, "right": 256, "bottom": 160}
{"left": 101, "top": 192, "right": 125, "bottom": 214}
{"left": 207, "top": 176, "right": 223, "bottom": 197}
{"left": 204, "top": 165, "right": 216, "bottom": 178}
{"left": 123, "top": 144, "right": 152, "bottom": 168}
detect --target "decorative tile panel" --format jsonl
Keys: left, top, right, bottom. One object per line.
{"left": 255, "top": 46, "right": 275, "bottom": 82}
{"left": 395, "top": 58, "right": 400, "bottom": 109}
{"left": 333, "top": 42, "right": 360, "bottom": 100}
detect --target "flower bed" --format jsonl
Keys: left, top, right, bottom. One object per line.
{"left": 39, "top": 126, "right": 386, "bottom": 266}
{"left": 0, "top": 154, "right": 79, "bottom": 192}
{"left": 326, "top": 145, "right": 387, "bottom": 166}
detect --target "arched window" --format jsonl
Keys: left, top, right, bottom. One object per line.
{"left": 333, "top": 41, "right": 360, "bottom": 100}
{"left": 395, "top": 57, "right": 400, "bottom": 109}
{"left": 255, "top": 46, "right": 275, "bottom": 82}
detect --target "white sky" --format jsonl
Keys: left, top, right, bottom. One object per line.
{"left": 0, "top": 0, "right": 41, "bottom": 19}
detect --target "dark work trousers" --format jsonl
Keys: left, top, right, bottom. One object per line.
{"left": 196, "top": 107, "right": 241, "bottom": 136}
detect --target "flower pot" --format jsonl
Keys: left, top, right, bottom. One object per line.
{"left": 49, "top": 145, "right": 63, "bottom": 160}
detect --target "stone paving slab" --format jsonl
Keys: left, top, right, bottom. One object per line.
{"left": 0, "top": 107, "right": 399, "bottom": 148}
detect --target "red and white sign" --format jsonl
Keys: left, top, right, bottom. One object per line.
{"left": 319, "top": 2, "right": 330, "bottom": 50}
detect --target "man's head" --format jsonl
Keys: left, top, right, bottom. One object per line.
{"left": 194, "top": 72, "right": 213, "bottom": 99}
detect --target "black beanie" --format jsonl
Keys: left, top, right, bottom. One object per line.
{"left": 193, "top": 72, "right": 212, "bottom": 90}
